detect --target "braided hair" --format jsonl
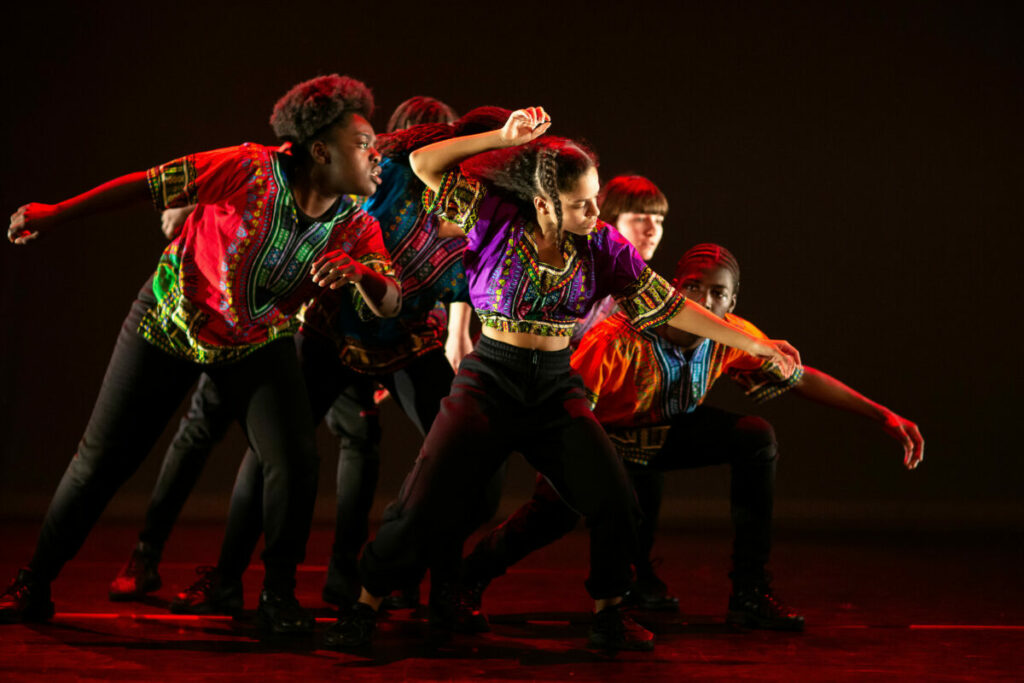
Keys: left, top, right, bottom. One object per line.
{"left": 672, "top": 243, "right": 741, "bottom": 293}
{"left": 461, "top": 136, "right": 598, "bottom": 244}
{"left": 377, "top": 106, "right": 512, "bottom": 162}
{"left": 269, "top": 74, "right": 374, "bottom": 155}
{"left": 386, "top": 96, "right": 458, "bottom": 133}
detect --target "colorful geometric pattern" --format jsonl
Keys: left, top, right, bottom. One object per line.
{"left": 300, "top": 160, "right": 470, "bottom": 374}
{"left": 572, "top": 311, "right": 803, "bottom": 464}
{"left": 140, "top": 143, "right": 393, "bottom": 364}
{"left": 425, "top": 170, "right": 684, "bottom": 338}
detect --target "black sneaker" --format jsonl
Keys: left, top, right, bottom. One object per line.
{"left": 109, "top": 545, "right": 162, "bottom": 601}
{"left": 0, "top": 569, "right": 54, "bottom": 624}
{"left": 455, "top": 578, "right": 491, "bottom": 634}
{"left": 381, "top": 582, "right": 420, "bottom": 611}
{"left": 257, "top": 589, "right": 314, "bottom": 635}
{"left": 322, "top": 602, "right": 377, "bottom": 650}
{"left": 726, "top": 579, "right": 805, "bottom": 632}
{"left": 169, "top": 567, "right": 243, "bottom": 615}
{"left": 427, "top": 581, "right": 459, "bottom": 644}
{"left": 588, "top": 604, "right": 655, "bottom": 651}
{"left": 622, "top": 572, "right": 680, "bottom": 613}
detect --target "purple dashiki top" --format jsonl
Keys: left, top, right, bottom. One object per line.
{"left": 422, "top": 170, "right": 684, "bottom": 337}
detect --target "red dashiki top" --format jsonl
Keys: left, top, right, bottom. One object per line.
{"left": 139, "top": 143, "right": 393, "bottom": 364}
{"left": 572, "top": 312, "right": 803, "bottom": 432}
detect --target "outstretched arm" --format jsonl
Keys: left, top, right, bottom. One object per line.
{"left": 792, "top": 365, "right": 924, "bottom": 469}
{"left": 8, "top": 171, "right": 151, "bottom": 244}
{"left": 409, "top": 107, "right": 551, "bottom": 192}
{"left": 667, "top": 303, "right": 802, "bottom": 378}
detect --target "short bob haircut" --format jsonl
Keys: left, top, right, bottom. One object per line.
{"left": 597, "top": 175, "right": 669, "bottom": 228}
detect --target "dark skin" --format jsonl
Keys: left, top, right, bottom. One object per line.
{"left": 661, "top": 261, "right": 924, "bottom": 468}
{"left": 7, "top": 113, "right": 400, "bottom": 317}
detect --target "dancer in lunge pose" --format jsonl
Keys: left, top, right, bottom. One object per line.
{"left": 108, "top": 107, "right": 513, "bottom": 623}
{"left": 460, "top": 243, "right": 924, "bottom": 631}
{"left": 323, "top": 108, "right": 800, "bottom": 652}
{"left": 0, "top": 75, "right": 399, "bottom": 635}
{"left": 107, "top": 97, "right": 472, "bottom": 612}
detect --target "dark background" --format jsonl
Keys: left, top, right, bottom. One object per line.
{"left": 1, "top": 1, "right": 1021, "bottom": 530}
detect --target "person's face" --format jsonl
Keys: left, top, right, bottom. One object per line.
{"left": 675, "top": 263, "right": 737, "bottom": 318}
{"left": 555, "top": 166, "right": 601, "bottom": 236}
{"left": 614, "top": 211, "right": 664, "bottom": 261}
{"left": 315, "top": 114, "right": 382, "bottom": 197}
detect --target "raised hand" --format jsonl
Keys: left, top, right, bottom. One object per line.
{"left": 499, "top": 107, "right": 552, "bottom": 147}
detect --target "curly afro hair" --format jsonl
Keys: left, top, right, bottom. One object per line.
{"left": 269, "top": 74, "right": 374, "bottom": 145}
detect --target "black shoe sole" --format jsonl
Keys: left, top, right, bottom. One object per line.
{"left": 169, "top": 598, "right": 244, "bottom": 616}
{"left": 322, "top": 628, "right": 374, "bottom": 651}
{"left": 108, "top": 579, "right": 162, "bottom": 602}
{"left": 256, "top": 614, "right": 314, "bottom": 636}
{"left": 726, "top": 610, "right": 805, "bottom": 632}
{"left": 587, "top": 634, "right": 656, "bottom": 652}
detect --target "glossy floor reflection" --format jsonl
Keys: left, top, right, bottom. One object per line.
{"left": 1, "top": 521, "right": 1021, "bottom": 681}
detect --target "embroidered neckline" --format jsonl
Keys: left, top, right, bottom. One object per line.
{"left": 516, "top": 224, "right": 581, "bottom": 293}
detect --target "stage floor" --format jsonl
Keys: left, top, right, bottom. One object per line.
{"left": 1, "top": 521, "right": 1021, "bottom": 681}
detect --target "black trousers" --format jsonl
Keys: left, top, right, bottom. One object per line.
{"left": 130, "top": 326, "right": 505, "bottom": 593}
{"left": 28, "top": 301, "right": 318, "bottom": 592}
{"left": 359, "top": 336, "right": 641, "bottom": 601}
{"left": 215, "top": 333, "right": 507, "bottom": 586}
{"left": 464, "top": 405, "right": 778, "bottom": 586}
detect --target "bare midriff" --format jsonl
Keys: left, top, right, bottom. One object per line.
{"left": 482, "top": 327, "right": 571, "bottom": 351}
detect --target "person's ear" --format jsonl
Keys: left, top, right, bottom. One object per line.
{"left": 310, "top": 139, "right": 330, "bottom": 165}
{"left": 533, "top": 195, "right": 549, "bottom": 216}
{"left": 727, "top": 293, "right": 738, "bottom": 314}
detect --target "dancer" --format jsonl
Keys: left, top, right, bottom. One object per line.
{"left": 460, "top": 243, "right": 924, "bottom": 631}
{"left": 0, "top": 75, "right": 399, "bottom": 634}
{"left": 107, "top": 97, "right": 472, "bottom": 610}
{"left": 168, "top": 107, "right": 516, "bottom": 621}
{"left": 324, "top": 108, "right": 800, "bottom": 652}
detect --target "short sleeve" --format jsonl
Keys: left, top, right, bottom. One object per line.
{"left": 590, "top": 226, "right": 686, "bottom": 332}
{"left": 421, "top": 169, "right": 488, "bottom": 233}
{"left": 719, "top": 314, "right": 804, "bottom": 403}
{"left": 146, "top": 145, "right": 254, "bottom": 210}
{"left": 615, "top": 267, "right": 687, "bottom": 332}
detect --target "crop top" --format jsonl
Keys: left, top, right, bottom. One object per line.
{"left": 422, "top": 170, "right": 684, "bottom": 337}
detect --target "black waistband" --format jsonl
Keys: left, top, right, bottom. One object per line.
{"left": 475, "top": 335, "right": 572, "bottom": 374}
